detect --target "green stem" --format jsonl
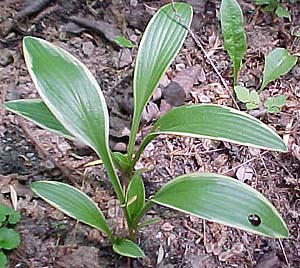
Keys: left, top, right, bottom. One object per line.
{"left": 127, "top": 111, "right": 141, "bottom": 161}
{"left": 103, "top": 154, "right": 125, "bottom": 204}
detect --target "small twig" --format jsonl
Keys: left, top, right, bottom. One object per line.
{"left": 182, "top": 220, "right": 203, "bottom": 238}
{"left": 222, "top": 151, "right": 268, "bottom": 175}
{"left": 278, "top": 239, "right": 290, "bottom": 267}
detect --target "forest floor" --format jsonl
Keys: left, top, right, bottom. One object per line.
{"left": 0, "top": 0, "right": 299, "bottom": 267}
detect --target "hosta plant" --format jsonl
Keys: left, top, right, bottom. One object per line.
{"left": 4, "top": 3, "right": 288, "bottom": 260}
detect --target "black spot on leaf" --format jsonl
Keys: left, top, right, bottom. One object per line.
{"left": 248, "top": 214, "right": 261, "bottom": 226}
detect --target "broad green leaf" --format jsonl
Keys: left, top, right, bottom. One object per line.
{"left": 113, "top": 239, "right": 145, "bottom": 258}
{"left": 264, "top": 95, "right": 286, "bottom": 108}
{"left": 249, "top": 90, "right": 260, "bottom": 104}
{"left": 234, "top": 86, "right": 251, "bottom": 103}
{"left": 0, "top": 227, "right": 20, "bottom": 250}
{"left": 32, "top": 181, "right": 113, "bottom": 240}
{"left": 0, "top": 204, "right": 11, "bottom": 223}
{"left": 0, "top": 251, "right": 7, "bottom": 268}
{"left": 114, "top": 35, "right": 134, "bottom": 48}
{"left": 246, "top": 102, "right": 259, "bottom": 110}
{"left": 147, "top": 104, "right": 287, "bottom": 152}
{"left": 128, "top": 3, "right": 193, "bottom": 157}
{"left": 8, "top": 211, "right": 21, "bottom": 225}
{"left": 126, "top": 174, "right": 145, "bottom": 222}
{"left": 275, "top": 6, "right": 291, "bottom": 19}
{"left": 152, "top": 173, "right": 288, "bottom": 238}
{"left": 4, "top": 99, "right": 74, "bottom": 140}
{"left": 220, "top": 0, "right": 247, "bottom": 85}
{"left": 259, "top": 48, "right": 297, "bottom": 92}
{"left": 267, "top": 107, "right": 280, "bottom": 114}
{"left": 22, "top": 37, "right": 123, "bottom": 202}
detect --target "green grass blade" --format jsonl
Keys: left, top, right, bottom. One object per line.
{"left": 126, "top": 174, "right": 145, "bottom": 222}
{"left": 32, "top": 181, "right": 113, "bottom": 240}
{"left": 152, "top": 173, "right": 288, "bottom": 238}
{"left": 4, "top": 99, "right": 74, "bottom": 140}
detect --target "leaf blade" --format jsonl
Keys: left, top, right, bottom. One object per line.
{"left": 152, "top": 173, "right": 288, "bottom": 238}
{"left": 113, "top": 239, "right": 145, "bottom": 258}
{"left": 32, "top": 181, "right": 113, "bottom": 239}
{"left": 4, "top": 99, "right": 74, "bottom": 140}
{"left": 260, "top": 48, "right": 297, "bottom": 92}
{"left": 23, "top": 37, "right": 123, "bottom": 202}
{"left": 128, "top": 3, "right": 193, "bottom": 157}
{"left": 126, "top": 174, "right": 145, "bottom": 222}
{"left": 221, "top": 0, "right": 247, "bottom": 84}
{"left": 149, "top": 104, "right": 287, "bottom": 152}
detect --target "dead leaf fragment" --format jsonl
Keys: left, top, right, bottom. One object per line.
{"left": 236, "top": 165, "right": 254, "bottom": 182}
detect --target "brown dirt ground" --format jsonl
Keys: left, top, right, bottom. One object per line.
{"left": 0, "top": 0, "right": 299, "bottom": 268}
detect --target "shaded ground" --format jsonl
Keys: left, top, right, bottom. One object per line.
{"left": 0, "top": 0, "right": 299, "bottom": 267}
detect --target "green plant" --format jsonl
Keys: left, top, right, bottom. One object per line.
{"left": 0, "top": 204, "right": 21, "bottom": 267}
{"left": 234, "top": 86, "right": 286, "bottom": 113}
{"left": 234, "top": 47, "right": 297, "bottom": 113}
{"left": 264, "top": 95, "right": 287, "bottom": 113}
{"left": 220, "top": 1, "right": 296, "bottom": 89}
{"left": 4, "top": 3, "right": 289, "bottom": 261}
{"left": 259, "top": 48, "right": 297, "bottom": 93}
{"left": 255, "top": 0, "right": 291, "bottom": 19}
{"left": 220, "top": 0, "right": 247, "bottom": 85}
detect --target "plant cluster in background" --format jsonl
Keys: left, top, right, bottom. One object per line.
{"left": 255, "top": 0, "right": 291, "bottom": 19}
{"left": 221, "top": 0, "right": 298, "bottom": 114}
{"left": 0, "top": 204, "right": 21, "bottom": 268}
{"left": 3, "top": 2, "right": 290, "bottom": 262}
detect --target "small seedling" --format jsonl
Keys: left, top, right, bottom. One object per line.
{"left": 264, "top": 95, "right": 287, "bottom": 113}
{"left": 234, "top": 86, "right": 260, "bottom": 110}
{"left": 220, "top": 0, "right": 247, "bottom": 85}
{"left": 0, "top": 204, "right": 21, "bottom": 268}
{"left": 234, "top": 47, "right": 296, "bottom": 113}
{"left": 234, "top": 85, "right": 286, "bottom": 113}
{"left": 255, "top": 0, "right": 291, "bottom": 20}
{"left": 5, "top": 3, "right": 288, "bottom": 262}
{"left": 221, "top": 0, "right": 296, "bottom": 88}
{"left": 259, "top": 48, "right": 297, "bottom": 93}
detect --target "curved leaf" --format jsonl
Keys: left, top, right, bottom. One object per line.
{"left": 152, "top": 173, "right": 288, "bottom": 238}
{"left": 32, "top": 181, "right": 113, "bottom": 240}
{"left": 113, "top": 239, "right": 145, "bottom": 258}
{"left": 126, "top": 174, "right": 145, "bottom": 222}
{"left": 128, "top": 2, "right": 193, "bottom": 157}
{"left": 23, "top": 37, "right": 123, "bottom": 202}
{"left": 4, "top": 99, "right": 74, "bottom": 140}
{"left": 220, "top": 0, "right": 247, "bottom": 84}
{"left": 259, "top": 48, "right": 297, "bottom": 92}
{"left": 0, "top": 251, "right": 7, "bottom": 268}
{"left": 148, "top": 104, "right": 287, "bottom": 152}
{"left": 0, "top": 227, "right": 20, "bottom": 250}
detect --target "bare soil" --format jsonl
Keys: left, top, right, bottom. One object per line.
{"left": 0, "top": 0, "right": 299, "bottom": 268}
